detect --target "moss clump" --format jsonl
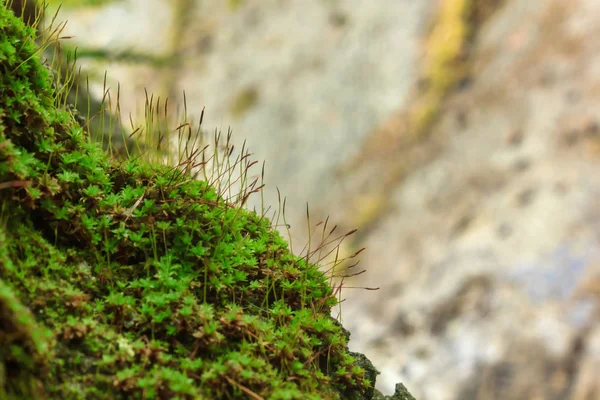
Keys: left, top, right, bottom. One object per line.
{"left": 0, "top": 4, "right": 390, "bottom": 399}
{"left": 0, "top": 278, "right": 53, "bottom": 400}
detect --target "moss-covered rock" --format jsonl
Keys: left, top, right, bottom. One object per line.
{"left": 0, "top": 4, "right": 412, "bottom": 399}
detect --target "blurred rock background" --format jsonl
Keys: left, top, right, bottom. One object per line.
{"left": 24, "top": 0, "right": 600, "bottom": 398}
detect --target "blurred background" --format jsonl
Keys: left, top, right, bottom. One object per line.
{"left": 17, "top": 0, "right": 600, "bottom": 398}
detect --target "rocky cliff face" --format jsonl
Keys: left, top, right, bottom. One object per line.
{"left": 336, "top": 1, "right": 600, "bottom": 398}
{"left": 0, "top": 5, "right": 413, "bottom": 399}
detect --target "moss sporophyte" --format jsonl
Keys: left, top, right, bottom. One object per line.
{"left": 0, "top": 2, "right": 414, "bottom": 399}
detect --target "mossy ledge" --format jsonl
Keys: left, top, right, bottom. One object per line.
{"left": 0, "top": 4, "right": 413, "bottom": 400}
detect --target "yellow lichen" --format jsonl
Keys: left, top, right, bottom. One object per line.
{"left": 409, "top": 0, "right": 472, "bottom": 139}
{"left": 229, "top": 86, "right": 259, "bottom": 118}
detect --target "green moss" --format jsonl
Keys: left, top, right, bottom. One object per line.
{"left": 0, "top": 4, "right": 401, "bottom": 399}
{"left": 0, "top": 276, "right": 53, "bottom": 400}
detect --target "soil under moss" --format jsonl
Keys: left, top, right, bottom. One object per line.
{"left": 0, "top": 4, "right": 413, "bottom": 400}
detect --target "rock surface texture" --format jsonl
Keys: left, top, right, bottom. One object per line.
{"left": 337, "top": 0, "right": 600, "bottom": 398}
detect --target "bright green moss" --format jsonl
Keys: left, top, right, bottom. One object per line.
{"left": 0, "top": 4, "right": 380, "bottom": 399}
